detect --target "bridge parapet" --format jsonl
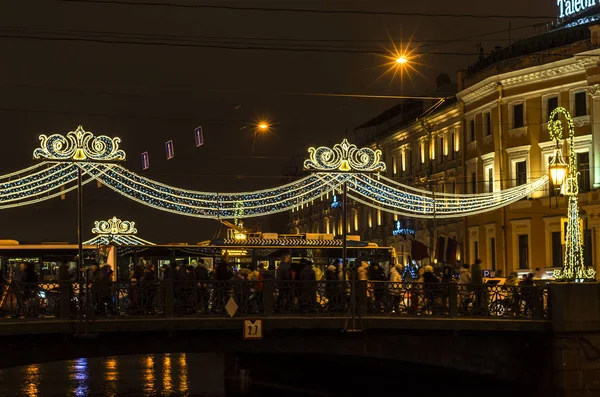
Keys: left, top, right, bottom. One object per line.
{"left": 0, "top": 280, "right": 549, "bottom": 322}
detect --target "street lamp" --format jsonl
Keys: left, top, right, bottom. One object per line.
{"left": 548, "top": 145, "right": 568, "bottom": 206}
{"left": 396, "top": 55, "right": 408, "bottom": 65}
{"left": 548, "top": 107, "right": 596, "bottom": 282}
{"left": 252, "top": 121, "right": 271, "bottom": 156}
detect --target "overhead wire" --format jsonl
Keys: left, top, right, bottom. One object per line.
{"left": 59, "top": 0, "right": 556, "bottom": 20}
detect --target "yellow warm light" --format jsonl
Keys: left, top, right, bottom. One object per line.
{"left": 234, "top": 232, "right": 247, "bottom": 240}
{"left": 258, "top": 122, "right": 269, "bottom": 130}
{"left": 396, "top": 55, "right": 408, "bottom": 64}
{"left": 73, "top": 148, "right": 87, "bottom": 161}
{"left": 549, "top": 150, "right": 568, "bottom": 189}
{"left": 339, "top": 159, "right": 351, "bottom": 172}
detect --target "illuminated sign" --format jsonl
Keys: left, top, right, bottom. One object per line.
{"left": 558, "top": 0, "right": 597, "bottom": 18}
{"left": 392, "top": 221, "right": 415, "bottom": 237}
{"left": 331, "top": 194, "right": 342, "bottom": 209}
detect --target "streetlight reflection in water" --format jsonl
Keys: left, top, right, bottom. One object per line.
{"left": 22, "top": 364, "right": 40, "bottom": 397}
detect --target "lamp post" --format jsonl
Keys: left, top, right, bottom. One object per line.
{"left": 548, "top": 108, "right": 596, "bottom": 282}
{"left": 253, "top": 121, "right": 270, "bottom": 156}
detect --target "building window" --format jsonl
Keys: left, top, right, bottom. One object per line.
{"left": 471, "top": 171, "right": 477, "bottom": 194}
{"left": 484, "top": 112, "right": 492, "bottom": 136}
{"left": 574, "top": 91, "right": 587, "bottom": 117}
{"left": 473, "top": 241, "right": 479, "bottom": 261}
{"left": 516, "top": 161, "right": 527, "bottom": 186}
{"left": 489, "top": 237, "right": 496, "bottom": 271}
{"left": 551, "top": 231, "right": 562, "bottom": 268}
{"left": 438, "top": 136, "right": 444, "bottom": 163}
{"left": 518, "top": 234, "right": 529, "bottom": 269}
{"left": 487, "top": 167, "right": 494, "bottom": 193}
{"left": 469, "top": 119, "right": 475, "bottom": 142}
{"left": 452, "top": 181, "right": 456, "bottom": 194}
{"left": 512, "top": 103, "right": 524, "bottom": 129}
{"left": 577, "top": 152, "right": 591, "bottom": 193}
{"left": 547, "top": 96, "right": 558, "bottom": 121}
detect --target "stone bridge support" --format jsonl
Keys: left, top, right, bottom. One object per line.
{"left": 552, "top": 283, "right": 600, "bottom": 396}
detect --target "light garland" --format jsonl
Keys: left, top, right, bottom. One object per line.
{"left": 84, "top": 216, "right": 154, "bottom": 246}
{"left": 304, "top": 138, "right": 386, "bottom": 172}
{"left": 33, "top": 125, "right": 125, "bottom": 162}
{"left": 548, "top": 107, "right": 596, "bottom": 282}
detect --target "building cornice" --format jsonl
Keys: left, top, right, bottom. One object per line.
{"left": 458, "top": 50, "right": 600, "bottom": 104}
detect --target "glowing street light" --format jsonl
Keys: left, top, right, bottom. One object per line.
{"left": 395, "top": 55, "right": 408, "bottom": 65}
{"left": 251, "top": 120, "right": 272, "bottom": 155}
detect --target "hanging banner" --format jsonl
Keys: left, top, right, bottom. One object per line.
{"left": 141, "top": 151, "right": 150, "bottom": 170}
{"left": 195, "top": 126, "right": 204, "bottom": 147}
{"left": 165, "top": 140, "right": 174, "bottom": 160}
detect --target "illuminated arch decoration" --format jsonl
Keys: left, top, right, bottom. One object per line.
{"left": 84, "top": 216, "right": 154, "bottom": 246}
{"left": 0, "top": 128, "right": 549, "bottom": 223}
{"left": 548, "top": 107, "right": 596, "bottom": 281}
{"left": 33, "top": 125, "right": 126, "bottom": 162}
{"left": 304, "top": 138, "right": 386, "bottom": 172}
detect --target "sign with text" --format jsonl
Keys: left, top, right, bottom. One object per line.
{"left": 166, "top": 140, "right": 174, "bottom": 160}
{"left": 195, "top": 126, "right": 204, "bottom": 147}
{"left": 141, "top": 151, "right": 149, "bottom": 170}
{"left": 558, "top": 0, "right": 597, "bottom": 18}
{"left": 243, "top": 319, "right": 263, "bottom": 340}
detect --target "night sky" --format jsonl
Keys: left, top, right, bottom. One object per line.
{"left": 0, "top": 0, "right": 557, "bottom": 244}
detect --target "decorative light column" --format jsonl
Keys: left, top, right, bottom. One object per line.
{"left": 548, "top": 108, "right": 596, "bottom": 282}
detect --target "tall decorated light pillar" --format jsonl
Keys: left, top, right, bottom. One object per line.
{"left": 548, "top": 107, "right": 596, "bottom": 282}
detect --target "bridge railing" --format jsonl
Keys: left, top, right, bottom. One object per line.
{"left": 0, "top": 280, "right": 549, "bottom": 320}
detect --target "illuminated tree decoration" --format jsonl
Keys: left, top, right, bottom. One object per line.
{"left": 548, "top": 107, "right": 596, "bottom": 282}
{"left": 304, "top": 138, "right": 386, "bottom": 172}
{"left": 85, "top": 216, "right": 154, "bottom": 245}
{"left": 33, "top": 125, "right": 126, "bottom": 162}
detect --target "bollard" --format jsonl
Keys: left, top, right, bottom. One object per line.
{"left": 164, "top": 279, "right": 174, "bottom": 318}
{"left": 263, "top": 280, "right": 273, "bottom": 316}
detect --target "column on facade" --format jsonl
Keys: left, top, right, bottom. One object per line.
{"left": 588, "top": 85, "right": 600, "bottom": 188}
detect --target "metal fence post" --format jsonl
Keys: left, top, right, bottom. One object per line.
{"left": 357, "top": 281, "right": 367, "bottom": 315}
{"left": 164, "top": 280, "right": 174, "bottom": 317}
{"left": 532, "top": 286, "right": 544, "bottom": 320}
{"left": 448, "top": 282, "right": 458, "bottom": 317}
{"left": 60, "top": 281, "right": 71, "bottom": 319}
{"left": 263, "top": 280, "right": 273, "bottom": 316}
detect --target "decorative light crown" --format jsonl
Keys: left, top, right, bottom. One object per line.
{"left": 33, "top": 126, "right": 126, "bottom": 162}
{"left": 92, "top": 216, "right": 137, "bottom": 235}
{"left": 303, "top": 138, "right": 386, "bottom": 172}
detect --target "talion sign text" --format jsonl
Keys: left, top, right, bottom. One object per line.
{"left": 558, "top": 0, "right": 597, "bottom": 18}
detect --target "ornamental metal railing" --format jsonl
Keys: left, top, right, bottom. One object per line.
{"left": 0, "top": 280, "right": 549, "bottom": 321}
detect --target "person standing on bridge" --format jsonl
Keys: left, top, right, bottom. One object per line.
{"left": 458, "top": 264, "right": 472, "bottom": 313}
{"left": 276, "top": 254, "right": 292, "bottom": 311}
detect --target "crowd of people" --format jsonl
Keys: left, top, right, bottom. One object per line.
{"left": 1, "top": 256, "right": 542, "bottom": 318}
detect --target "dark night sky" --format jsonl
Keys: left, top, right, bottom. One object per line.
{"left": 0, "top": 0, "right": 556, "bottom": 244}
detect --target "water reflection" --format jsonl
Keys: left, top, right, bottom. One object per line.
{"left": 162, "top": 353, "right": 173, "bottom": 394}
{"left": 143, "top": 354, "right": 156, "bottom": 395}
{"left": 104, "top": 357, "right": 118, "bottom": 397}
{"left": 68, "top": 358, "right": 88, "bottom": 397}
{"left": 22, "top": 364, "right": 40, "bottom": 397}
{"left": 179, "top": 353, "right": 189, "bottom": 394}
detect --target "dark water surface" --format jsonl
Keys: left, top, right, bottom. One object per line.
{"left": 0, "top": 353, "right": 540, "bottom": 397}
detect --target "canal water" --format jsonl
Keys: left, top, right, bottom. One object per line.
{"left": 0, "top": 353, "right": 542, "bottom": 397}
